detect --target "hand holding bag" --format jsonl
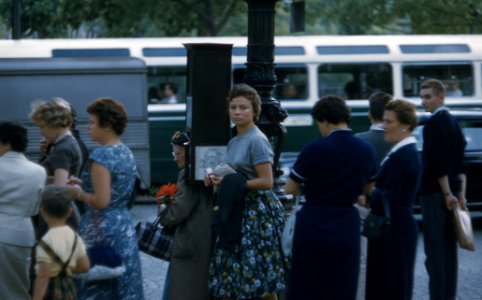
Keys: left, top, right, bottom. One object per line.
{"left": 362, "top": 196, "right": 391, "bottom": 240}
{"left": 453, "top": 205, "right": 475, "bottom": 251}
{"left": 135, "top": 209, "right": 175, "bottom": 261}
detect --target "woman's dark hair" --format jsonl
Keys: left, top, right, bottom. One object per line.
{"left": 87, "top": 97, "right": 127, "bottom": 135}
{"left": 385, "top": 99, "right": 418, "bottom": 131}
{"left": 0, "top": 121, "right": 28, "bottom": 152}
{"left": 311, "top": 95, "right": 351, "bottom": 125}
{"left": 41, "top": 185, "right": 73, "bottom": 219}
{"left": 227, "top": 84, "right": 261, "bottom": 122}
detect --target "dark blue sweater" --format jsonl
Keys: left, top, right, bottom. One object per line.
{"left": 420, "top": 110, "right": 466, "bottom": 195}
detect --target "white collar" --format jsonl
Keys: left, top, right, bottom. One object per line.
{"left": 432, "top": 106, "right": 449, "bottom": 115}
{"left": 380, "top": 136, "right": 417, "bottom": 165}
{"left": 369, "top": 123, "right": 384, "bottom": 131}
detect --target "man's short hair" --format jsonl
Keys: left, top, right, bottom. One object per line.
{"left": 41, "top": 185, "right": 73, "bottom": 219}
{"left": 420, "top": 79, "right": 446, "bottom": 96}
{"left": 368, "top": 92, "right": 393, "bottom": 121}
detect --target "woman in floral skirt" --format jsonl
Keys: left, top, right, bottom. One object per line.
{"left": 204, "top": 84, "right": 287, "bottom": 300}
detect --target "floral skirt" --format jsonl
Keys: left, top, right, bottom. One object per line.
{"left": 208, "top": 191, "right": 288, "bottom": 298}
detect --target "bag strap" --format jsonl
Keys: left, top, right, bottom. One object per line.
{"left": 38, "top": 233, "right": 78, "bottom": 273}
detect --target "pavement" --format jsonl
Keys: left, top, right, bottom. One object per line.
{"left": 131, "top": 204, "right": 482, "bottom": 300}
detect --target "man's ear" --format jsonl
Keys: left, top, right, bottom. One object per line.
{"left": 40, "top": 207, "right": 46, "bottom": 218}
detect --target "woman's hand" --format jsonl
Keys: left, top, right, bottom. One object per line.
{"left": 67, "top": 176, "right": 82, "bottom": 186}
{"left": 67, "top": 184, "right": 83, "bottom": 200}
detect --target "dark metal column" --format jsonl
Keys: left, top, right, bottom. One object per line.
{"left": 244, "top": 0, "right": 288, "bottom": 181}
{"left": 12, "top": 0, "right": 21, "bottom": 39}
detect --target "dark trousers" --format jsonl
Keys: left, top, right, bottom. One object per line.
{"left": 421, "top": 193, "right": 458, "bottom": 300}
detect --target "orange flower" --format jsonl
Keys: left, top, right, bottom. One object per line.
{"left": 156, "top": 183, "right": 177, "bottom": 205}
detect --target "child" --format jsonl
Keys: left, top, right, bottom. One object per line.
{"left": 33, "top": 185, "right": 90, "bottom": 300}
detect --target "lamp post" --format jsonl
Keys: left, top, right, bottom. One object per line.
{"left": 244, "top": 0, "right": 288, "bottom": 186}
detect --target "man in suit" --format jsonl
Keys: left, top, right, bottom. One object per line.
{"left": 355, "top": 91, "right": 394, "bottom": 166}
{"left": 0, "top": 121, "right": 47, "bottom": 299}
{"left": 419, "top": 79, "right": 467, "bottom": 300}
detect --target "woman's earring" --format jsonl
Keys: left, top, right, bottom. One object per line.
{"left": 402, "top": 128, "right": 407, "bottom": 132}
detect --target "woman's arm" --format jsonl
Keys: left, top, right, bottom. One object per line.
{"left": 52, "top": 168, "right": 69, "bottom": 185}
{"left": 74, "top": 254, "right": 91, "bottom": 273}
{"left": 32, "top": 262, "right": 50, "bottom": 300}
{"left": 245, "top": 162, "right": 273, "bottom": 190}
{"left": 88, "top": 162, "right": 111, "bottom": 209}
{"left": 284, "top": 177, "right": 301, "bottom": 196}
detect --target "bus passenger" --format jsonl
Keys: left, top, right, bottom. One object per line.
{"left": 284, "top": 95, "right": 377, "bottom": 300}
{"left": 419, "top": 79, "right": 467, "bottom": 300}
{"left": 204, "top": 84, "right": 287, "bottom": 300}
{"left": 445, "top": 76, "right": 463, "bottom": 97}
{"left": 159, "top": 82, "right": 178, "bottom": 104}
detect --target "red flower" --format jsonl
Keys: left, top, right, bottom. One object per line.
{"left": 156, "top": 183, "right": 177, "bottom": 205}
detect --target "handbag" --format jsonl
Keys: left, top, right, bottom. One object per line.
{"left": 281, "top": 195, "right": 302, "bottom": 257}
{"left": 362, "top": 197, "right": 391, "bottom": 240}
{"left": 74, "top": 212, "right": 126, "bottom": 282}
{"left": 453, "top": 205, "right": 475, "bottom": 251}
{"left": 135, "top": 210, "right": 175, "bottom": 261}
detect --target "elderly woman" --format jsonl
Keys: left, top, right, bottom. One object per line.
{"left": 0, "top": 121, "right": 47, "bottom": 299}
{"left": 68, "top": 97, "right": 144, "bottom": 299}
{"left": 364, "top": 100, "right": 421, "bottom": 300}
{"left": 159, "top": 131, "right": 214, "bottom": 300}
{"left": 285, "top": 95, "right": 377, "bottom": 300}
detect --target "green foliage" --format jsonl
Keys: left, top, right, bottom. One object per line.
{"left": 0, "top": 0, "right": 480, "bottom": 38}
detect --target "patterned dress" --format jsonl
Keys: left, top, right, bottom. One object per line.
{"left": 208, "top": 126, "right": 287, "bottom": 298}
{"left": 76, "top": 144, "right": 144, "bottom": 300}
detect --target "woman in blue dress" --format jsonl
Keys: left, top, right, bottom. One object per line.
{"left": 68, "top": 98, "right": 144, "bottom": 300}
{"left": 285, "top": 95, "right": 377, "bottom": 300}
{"left": 205, "top": 84, "right": 287, "bottom": 300}
{"left": 364, "top": 100, "right": 421, "bottom": 300}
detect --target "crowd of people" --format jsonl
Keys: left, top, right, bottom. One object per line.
{"left": 0, "top": 78, "right": 468, "bottom": 300}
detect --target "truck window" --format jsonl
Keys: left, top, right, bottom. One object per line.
{"left": 318, "top": 63, "right": 393, "bottom": 100}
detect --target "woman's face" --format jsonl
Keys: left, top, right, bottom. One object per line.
{"left": 172, "top": 145, "right": 186, "bottom": 169}
{"left": 37, "top": 122, "right": 62, "bottom": 143}
{"left": 87, "top": 114, "right": 103, "bottom": 142}
{"left": 383, "top": 110, "right": 408, "bottom": 143}
{"left": 228, "top": 96, "right": 254, "bottom": 128}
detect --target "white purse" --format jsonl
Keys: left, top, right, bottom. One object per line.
{"left": 281, "top": 195, "right": 302, "bottom": 257}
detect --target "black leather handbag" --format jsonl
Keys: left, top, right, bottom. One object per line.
{"left": 362, "top": 197, "right": 391, "bottom": 240}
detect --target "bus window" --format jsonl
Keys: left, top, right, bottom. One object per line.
{"left": 402, "top": 62, "right": 473, "bottom": 97}
{"left": 318, "top": 63, "right": 393, "bottom": 100}
{"left": 233, "top": 65, "right": 308, "bottom": 101}
{"left": 147, "top": 66, "right": 187, "bottom": 104}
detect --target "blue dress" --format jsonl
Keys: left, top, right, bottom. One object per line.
{"left": 77, "top": 144, "right": 144, "bottom": 300}
{"left": 365, "top": 142, "right": 421, "bottom": 300}
{"left": 287, "top": 130, "right": 377, "bottom": 300}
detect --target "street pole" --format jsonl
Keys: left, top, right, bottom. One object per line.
{"left": 12, "top": 0, "right": 21, "bottom": 40}
{"left": 244, "top": 0, "right": 288, "bottom": 190}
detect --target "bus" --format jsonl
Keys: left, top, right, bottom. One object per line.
{"left": 1, "top": 35, "right": 482, "bottom": 186}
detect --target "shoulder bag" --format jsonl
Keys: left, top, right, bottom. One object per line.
{"left": 135, "top": 209, "right": 175, "bottom": 261}
{"left": 362, "top": 196, "right": 391, "bottom": 240}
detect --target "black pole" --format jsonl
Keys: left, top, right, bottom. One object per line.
{"left": 12, "top": 0, "right": 21, "bottom": 40}
{"left": 244, "top": 0, "right": 288, "bottom": 190}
